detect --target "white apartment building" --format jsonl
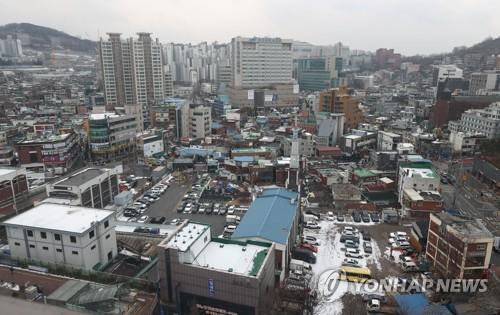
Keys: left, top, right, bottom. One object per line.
{"left": 189, "top": 105, "right": 212, "bottom": 140}
{"left": 459, "top": 102, "right": 500, "bottom": 139}
{"left": 231, "top": 37, "right": 293, "bottom": 88}
{"left": 3, "top": 203, "right": 117, "bottom": 270}
{"left": 377, "top": 130, "right": 402, "bottom": 151}
{"left": 469, "top": 71, "right": 500, "bottom": 95}
{"left": 433, "top": 64, "right": 463, "bottom": 85}
{"left": 315, "top": 113, "right": 345, "bottom": 146}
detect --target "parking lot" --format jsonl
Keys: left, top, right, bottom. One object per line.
{"left": 119, "top": 175, "right": 238, "bottom": 236}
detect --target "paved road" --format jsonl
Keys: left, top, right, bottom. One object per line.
{"left": 141, "top": 182, "right": 227, "bottom": 236}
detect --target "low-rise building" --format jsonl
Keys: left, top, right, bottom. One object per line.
{"left": 232, "top": 188, "right": 299, "bottom": 283}
{"left": 377, "top": 130, "right": 402, "bottom": 151}
{"left": 158, "top": 222, "right": 275, "bottom": 315}
{"left": 332, "top": 183, "right": 362, "bottom": 209}
{"left": 45, "top": 165, "right": 122, "bottom": 208}
{"left": 426, "top": 212, "right": 494, "bottom": 279}
{"left": 401, "top": 188, "right": 444, "bottom": 218}
{"left": 0, "top": 168, "right": 29, "bottom": 216}
{"left": 341, "top": 129, "right": 377, "bottom": 156}
{"left": 15, "top": 132, "right": 80, "bottom": 174}
{"left": 3, "top": 203, "right": 117, "bottom": 270}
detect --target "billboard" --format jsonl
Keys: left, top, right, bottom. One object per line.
{"left": 264, "top": 95, "right": 273, "bottom": 102}
{"left": 247, "top": 90, "right": 254, "bottom": 100}
{"left": 293, "top": 84, "right": 299, "bottom": 94}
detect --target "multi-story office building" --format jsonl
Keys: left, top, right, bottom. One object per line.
{"left": 0, "top": 168, "right": 29, "bottom": 216}
{"left": 231, "top": 37, "right": 293, "bottom": 88}
{"left": 98, "top": 33, "right": 165, "bottom": 127}
{"left": 88, "top": 113, "right": 137, "bottom": 161}
{"left": 229, "top": 37, "right": 298, "bottom": 108}
{"left": 432, "top": 65, "right": 463, "bottom": 86}
{"left": 296, "top": 58, "right": 331, "bottom": 91}
{"left": 158, "top": 222, "right": 275, "bottom": 314}
{"left": 469, "top": 71, "right": 500, "bottom": 95}
{"left": 426, "top": 212, "right": 494, "bottom": 279}
{"left": 315, "top": 113, "right": 345, "bottom": 146}
{"left": 3, "top": 203, "right": 117, "bottom": 270}
{"left": 189, "top": 105, "right": 212, "bottom": 140}
{"left": 45, "top": 165, "right": 122, "bottom": 208}
{"left": 318, "top": 86, "right": 363, "bottom": 131}
{"left": 15, "top": 132, "right": 80, "bottom": 174}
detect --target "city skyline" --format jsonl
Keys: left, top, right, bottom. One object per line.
{"left": 1, "top": 0, "right": 499, "bottom": 55}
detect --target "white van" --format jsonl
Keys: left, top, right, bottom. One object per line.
{"left": 402, "top": 261, "right": 418, "bottom": 272}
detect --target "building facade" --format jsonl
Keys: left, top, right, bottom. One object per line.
{"left": 318, "top": 86, "right": 363, "bottom": 131}
{"left": 426, "top": 212, "right": 493, "bottom": 279}
{"left": 0, "top": 168, "right": 29, "bottom": 216}
{"left": 3, "top": 203, "right": 117, "bottom": 270}
{"left": 189, "top": 105, "right": 212, "bottom": 140}
{"left": 46, "top": 166, "right": 121, "bottom": 208}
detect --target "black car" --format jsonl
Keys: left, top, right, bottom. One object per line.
{"left": 370, "top": 213, "right": 380, "bottom": 222}
{"left": 363, "top": 242, "right": 373, "bottom": 254}
{"left": 361, "top": 230, "right": 371, "bottom": 241}
{"left": 292, "top": 248, "right": 317, "bottom": 264}
{"left": 361, "top": 212, "right": 371, "bottom": 223}
{"left": 352, "top": 211, "right": 362, "bottom": 222}
{"left": 150, "top": 216, "right": 166, "bottom": 224}
{"left": 340, "top": 234, "right": 360, "bottom": 244}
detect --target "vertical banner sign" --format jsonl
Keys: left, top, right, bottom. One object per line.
{"left": 208, "top": 278, "right": 215, "bottom": 296}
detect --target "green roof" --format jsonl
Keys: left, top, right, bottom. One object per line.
{"left": 354, "top": 168, "right": 376, "bottom": 178}
{"left": 250, "top": 250, "right": 268, "bottom": 276}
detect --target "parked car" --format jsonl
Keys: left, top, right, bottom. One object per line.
{"left": 137, "top": 215, "right": 149, "bottom": 223}
{"left": 362, "top": 212, "right": 371, "bottom": 223}
{"left": 343, "top": 226, "right": 358, "bottom": 234}
{"left": 304, "top": 221, "right": 321, "bottom": 230}
{"left": 219, "top": 206, "right": 227, "bottom": 215}
{"left": 342, "top": 258, "right": 360, "bottom": 267}
{"left": 133, "top": 202, "right": 147, "bottom": 209}
{"left": 390, "top": 232, "right": 408, "bottom": 239}
{"left": 170, "top": 218, "right": 181, "bottom": 225}
{"left": 345, "top": 252, "right": 363, "bottom": 259}
{"left": 352, "top": 212, "right": 362, "bottom": 222}
{"left": 336, "top": 214, "right": 345, "bottom": 222}
{"left": 302, "top": 235, "right": 320, "bottom": 246}
{"left": 300, "top": 243, "right": 318, "bottom": 253}
{"left": 361, "top": 230, "right": 371, "bottom": 241}
{"left": 345, "top": 240, "right": 359, "bottom": 249}
{"left": 363, "top": 242, "right": 373, "bottom": 254}
{"left": 227, "top": 205, "right": 235, "bottom": 215}
{"left": 370, "top": 213, "right": 380, "bottom": 222}
{"left": 150, "top": 216, "right": 166, "bottom": 224}
{"left": 327, "top": 211, "right": 335, "bottom": 221}
{"left": 137, "top": 198, "right": 151, "bottom": 206}
{"left": 292, "top": 248, "right": 317, "bottom": 264}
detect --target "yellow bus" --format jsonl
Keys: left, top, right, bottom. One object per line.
{"left": 339, "top": 266, "right": 371, "bottom": 282}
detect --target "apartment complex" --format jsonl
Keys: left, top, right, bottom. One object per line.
{"left": 3, "top": 203, "right": 117, "bottom": 270}
{"left": 158, "top": 222, "right": 275, "bottom": 315}
{"left": 318, "top": 86, "right": 363, "bottom": 130}
{"left": 0, "top": 168, "right": 29, "bottom": 216}
{"left": 454, "top": 102, "right": 500, "bottom": 139}
{"left": 98, "top": 33, "right": 165, "bottom": 127}
{"left": 88, "top": 112, "right": 137, "bottom": 161}
{"left": 15, "top": 132, "right": 80, "bottom": 174}
{"left": 46, "top": 165, "right": 121, "bottom": 208}
{"left": 426, "top": 212, "right": 494, "bottom": 279}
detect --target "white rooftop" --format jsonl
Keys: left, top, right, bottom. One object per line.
{"left": 379, "top": 177, "right": 394, "bottom": 184}
{"left": 193, "top": 240, "right": 268, "bottom": 275}
{"left": 166, "top": 222, "right": 209, "bottom": 251}
{"left": 89, "top": 112, "right": 120, "bottom": 120}
{"left": 403, "top": 188, "right": 424, "bottom": 201}
{"left": 0, "top": 168, "right": 18, "bottom": 177}
{"left": 402, "top": 167, "right": 437, "bottom": 179}
{"left": 4, "top": 203, "right": 113, "bottom": 234}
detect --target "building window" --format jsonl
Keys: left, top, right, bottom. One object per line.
{"left": 477, "top": 244, "right": 486, "bottom": 250}
{"left": 89, "top": 230, "right": 95, "bottom": 239}
{"left": 27, "top": 230, "right": 33, "bottom": 237}
{"left": 72, "top": 251, "right": 78, "bottom": 255}
{"left": 40, "top": 232, "right": 47, "bottom": 239}
{"left": 29, "top": 244, "right": 35, "bottom": 248}
{"left": 91, "top": 245, "right": 96, "bottom": 250}
{"left": 14, "top": 242, "right": 20, "bottom": 246}
{"left": 70, "top": 236, "right": 77, "bottom": 243}
{"left": 104, "top": 220, "right": 109, "bottom": 228}
{"left": 54, "top": 234, "right": 61, "bottom": 241}
{"left": 42, "top": 246, "right": 49, "bottom": 251}
{"left": 56, "top": 248, "right": 62, "bottom": 253}
{"left": 106, "top": 234, "right": 110, "bottom": 239}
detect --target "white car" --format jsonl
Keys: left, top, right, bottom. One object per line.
{"left": 390, "top": 232, "right": 408, "bottom": 238}
{"left": 302, "top": 235, "right": 320, "bottom": 246}
{"left": 342, "top": 258, "right": 360, "bottom": 267}
{"left": 227, "top": 205, "right": 235, "bottom": 215}
{"left": 133, "top": 203, "right": 147, "bottom": 209}
{"left": 137, "top": 216, "right": 149, "bottom": 223}
{"left": 344, "top": 226, "right": 358, "bottom": 234}
{"left": 389, "top": 237, "right": 396, "bottom": 245}
{"left": 304, "top": 222, "right": 320, "bottom": 230}
{"left": 327, "top": 211, "right": 335, "bottom": 221}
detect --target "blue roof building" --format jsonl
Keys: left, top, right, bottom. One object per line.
{"left": 232, "top": 188, "right": 299, "bottom": 283}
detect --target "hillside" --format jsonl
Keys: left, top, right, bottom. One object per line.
{"left": 0, "top": 23, "right": 96, "bottom": 53}
{"left": 453, "top": 36, "right": 500, "bottom": 57}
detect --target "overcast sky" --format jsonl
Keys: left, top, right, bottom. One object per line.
{"left": 2, "top": 0, "right": 499, "bottom": 55}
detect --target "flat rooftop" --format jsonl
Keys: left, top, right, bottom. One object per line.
{"left": 435, "top": 212, "right": 493, "bottom": 238}
{"left": 402, "top": 167, "right": 438, "bottom": 179}
{"left": 194, "top": 239, "right": 269, "bottom": 276}
{"left": 0, "top": 168, "right": 18, "bottom": 177}
{"left": 3, "top": 203, "right": 113, "bottom": 234}
{"left": 166, "top": 222, "right": 209, "bottom": 251}
{"left": 55, "top": 168, "right": 106, "bottom": 186}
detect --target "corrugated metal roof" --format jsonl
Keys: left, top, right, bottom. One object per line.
{"left": 232, "top": 188, "right": 298, "bottom": 245}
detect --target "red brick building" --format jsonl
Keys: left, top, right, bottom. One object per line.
{"left": 426, "top": 212, "right": 494, "bottom": 279}
{"left": 15, "top": 132, "right": 80, "bottom": 174}
{"left": 402, "top": 189, "right": 444, "bottom": 218}
{"left": 0, "top": 168, "right": 29, "bottom": 216}
{"left": 431, "top": 95, "right": 499, "bottom": 128}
